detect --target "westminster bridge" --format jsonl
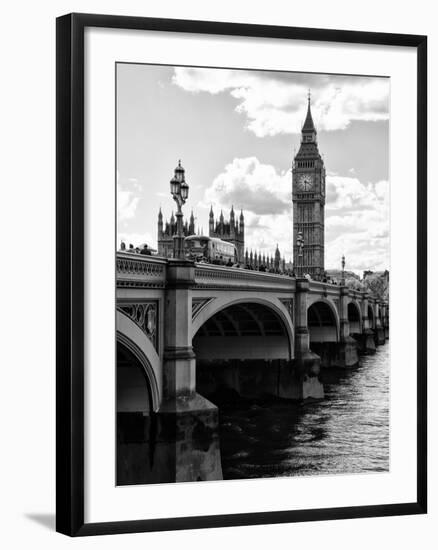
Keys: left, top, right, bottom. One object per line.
{"left": 116, "top": 252, "right": 389, "bottom": 484}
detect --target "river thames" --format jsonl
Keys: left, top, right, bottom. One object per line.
{"left": 219, "top": 344, "right": 390, "bottom": 479}
{"left": 117, "top": 344, "right": 389, "bottom": 484}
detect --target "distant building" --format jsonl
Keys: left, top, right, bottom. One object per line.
{"left": 157, "top": 205, "right": 245, "bottom": 260}
{"left": 209, "top": 206, "right": 245, "bottom": 263}
{"left": 243, "top": 244, "right": 286, "bottom": 273}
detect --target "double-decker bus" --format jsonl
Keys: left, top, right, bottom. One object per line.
{"left": 184, "top": 235, "right": 237, "bottom": 265}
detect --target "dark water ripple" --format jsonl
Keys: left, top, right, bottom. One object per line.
{"left": 220, "top": 345, "right": 390, "bottom": 479}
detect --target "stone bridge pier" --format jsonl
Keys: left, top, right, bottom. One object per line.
{"left": 358, "top": 293, "right": 377, "bottom": 354}
{"left": 156, "top": 259, "right": 222, "bottom": 483}
{"left": 293, "top": 279, "right": 324, "bottom": 398}
{"left": 338, "top": 286, "right": 360, "bottom": 367}
{"left": 381, "top": 303, "right": 390, "bottom": 339}
{"left": 374, "top": 301, "right": 386, "bottom": 345}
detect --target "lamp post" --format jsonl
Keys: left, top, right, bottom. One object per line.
{"left": 341, "top": 254, "right": 346, "bottom": 286}
{"left": 170, "top": 160, "right": 189, "bottom": 259}
{"left": 296, "top": 230, "right": 304, "bottom": 277}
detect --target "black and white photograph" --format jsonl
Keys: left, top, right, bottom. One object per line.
{"left": 116, "top": 63, "right": 390, "bottom": 486}
{"left": 0, "top": 0, "right": 431, "bottom": 545}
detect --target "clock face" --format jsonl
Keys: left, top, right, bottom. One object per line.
{"left": 298, "top": 174, "right": 314, "bottom": 191}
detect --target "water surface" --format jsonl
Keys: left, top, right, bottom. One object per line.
{"left": 219, "top": 345, "right": 390, "bottom": 479}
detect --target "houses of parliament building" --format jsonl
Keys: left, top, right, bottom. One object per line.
{"left": 157, "top": 205, "right": 245, "bottom": 263}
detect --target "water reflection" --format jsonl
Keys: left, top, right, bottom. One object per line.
{"left": 219, "top": 345, "right": 389, "bottom": 479}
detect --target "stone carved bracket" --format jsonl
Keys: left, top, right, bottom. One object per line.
{"left": 118, "top": 301, "right": 158, "bottom": 351}
{"left": 192, "top": 298, "right": 215, "bottom": 320}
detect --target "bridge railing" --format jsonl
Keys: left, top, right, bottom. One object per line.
{"left": 116, "top": 252, "right": 167, "bottom": 288}
{"left": 115, "top": 253, "right": 385, "bottom": 305}
{"left": 308, "top": 280, "right": 343, "bottom": 297}
{"left": 194, "top": 263, "right": 296, "bottom": 291}
{"left": 308, "top": 280, "right": 368, "bottom": 300}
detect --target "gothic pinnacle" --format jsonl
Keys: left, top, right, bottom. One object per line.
{"left": 302, "top": 89, "right": 316, "bottom": 133}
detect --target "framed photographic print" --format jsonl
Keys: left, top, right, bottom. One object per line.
{"left": 56, "top": 13, "right": 427, "bottom": 536}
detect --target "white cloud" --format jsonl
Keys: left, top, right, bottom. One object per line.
{"left": 202, "top": 157, "right": 389, "bottom": 272}
{"left": 117, "top": 172, "right": 140, "bottom": 224}
{"left": 325, "top": 176, "right": 389, "bottom": 272}
{"left": 326, "top": 175, "right": 378, "bottom": 210}
{"left": 203, "top": 157, "right": 290, "bottom": 215}
{"left": 172, "top": 68, "right": 389, "bottom": 137}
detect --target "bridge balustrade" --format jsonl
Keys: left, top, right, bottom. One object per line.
{"left": 116, "top": 252, "right": 167, "bottom": 288}
{"left": 194, "top": 263, "right": 295, "bottom": 291}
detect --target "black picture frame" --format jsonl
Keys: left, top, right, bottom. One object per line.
{"left": 56, "top": 12, "right": 427, "bottom": 537}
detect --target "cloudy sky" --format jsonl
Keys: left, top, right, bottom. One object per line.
{"left": 117, "top": 63, "right": 389, "bottom": 274}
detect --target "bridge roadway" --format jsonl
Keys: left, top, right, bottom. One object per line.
{"left": 116, "top": 252, "right": 389, "bottom": 484}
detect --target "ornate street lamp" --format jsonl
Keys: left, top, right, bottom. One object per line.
{"left": 296, "top": 230, "right": 304, "bottom": 277}
{"left": 341, "top": 254, "right": 346, "bottom": 286}
{"left": 170, "top": 160, "right": 189, "bottom": 259}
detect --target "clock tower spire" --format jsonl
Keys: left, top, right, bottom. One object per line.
{"left": 292, "top": 93, "right": 326, "bottom": 280}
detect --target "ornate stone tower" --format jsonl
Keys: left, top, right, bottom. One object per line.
{"left": 292, "top": 93, "right": 326, "bottom": 280}
{"left": 209, "top": 206, "right": 245, "bottom": 263}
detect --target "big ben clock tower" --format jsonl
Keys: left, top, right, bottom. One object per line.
{"left": 292, "top": 93, "right": 326, "bottom": 280}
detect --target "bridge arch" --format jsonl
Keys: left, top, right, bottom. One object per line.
{"left": 116, "top": 310, "right": 161, "bottom": 411}
{"left": 192, "top": 297, "right": 294, "bottom": 402}
{"left": 347, "top": 301, "right": 362, "bottom": 335}
{"left": 116, "top": 322, "right": 161, "bottom": 486}
{"left": 192, "top": 296, "right": 294, "bottom": 359}
{"left": 307, "top": 299, "right": 340, "bottom": 343}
